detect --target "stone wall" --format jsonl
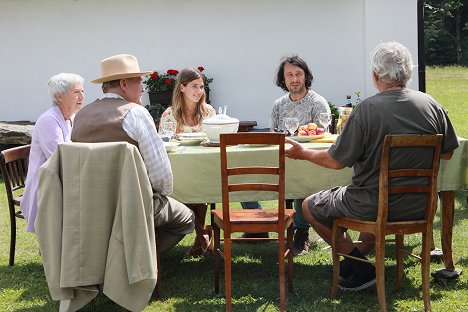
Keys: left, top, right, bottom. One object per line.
{"left": 0, "top": 121, "right": 34, "bottom": 145}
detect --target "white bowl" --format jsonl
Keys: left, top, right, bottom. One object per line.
{"left": 202, "top": 118, "right": 239, "bottom": 143}
{"left": 164, "top": 141, "right": 180, "bottom": 153}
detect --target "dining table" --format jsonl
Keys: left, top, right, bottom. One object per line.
{"left": 167, "top": 136, "right": 468, "bottom": 275}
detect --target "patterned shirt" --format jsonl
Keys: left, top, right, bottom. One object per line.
{"left": 269, "top": 90, "right": 330, "bottom": 130}
{"left": 159, "top": 104, "right": 216, "bottom": 133}
{"left": 102, "top": 93, "right": 173, "bottom": 196}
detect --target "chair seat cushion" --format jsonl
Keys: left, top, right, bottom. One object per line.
{"left": 212, "top": 208, "right": 294, "bottom": 224}
{"left": 335, "top": 216, "right": 427, "bottom": 235}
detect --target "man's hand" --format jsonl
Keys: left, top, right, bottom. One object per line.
{"left": 285, "top": 138, "right": 305, "bottom": 160}
{"left": 285, "top": 138, "right": 345, "bottom": 169}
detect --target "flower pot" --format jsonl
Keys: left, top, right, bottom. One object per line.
{"left": 148, "top": 89, "right": 210, "bottom": 108}
{"left": 148, "top": 90, "right": 173, "bottom": 108}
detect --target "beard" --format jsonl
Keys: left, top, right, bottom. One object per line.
{"left": 288, "top": 83, "right": 306, "bottom": 94}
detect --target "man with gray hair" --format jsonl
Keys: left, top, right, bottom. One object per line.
{"left": 284, "top": 42, "right": 459, "bottom": 291}
{"left": 72, "top": 54, "right": 195, "bottom": 253}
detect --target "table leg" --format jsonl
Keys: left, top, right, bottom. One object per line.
{"left": 432, "top": 191, "right": 462, "bottom": 281}
{"left": 440, "top": 191, "right": 455, "bottom": 271}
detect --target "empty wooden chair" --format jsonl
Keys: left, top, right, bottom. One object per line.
{"left": 331, "top": 134, "right": 443, "bottom": 312}
{"left": 0, "top": 144, "right": 30, "bottom": 266}
{"left": 211, "top": 132, "right": 294, "bottom": 312}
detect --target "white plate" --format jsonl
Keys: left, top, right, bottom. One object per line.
{"left": 164, "top": 141, "right": 180, "bottom": 152}
{"left": 172, "top": 138, "right": 204, "bottom": 146}
{"left": 238, "top": 144, "right": 272, "bottom": 148}
{"left": 176, "top": 132, "right": 207, "bottom": 138}
{"left": 290, "top": 134, "right": 326, "bottom": 142}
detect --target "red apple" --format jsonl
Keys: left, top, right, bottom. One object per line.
{"left": 316, "top": 128, "right": 325, "bottom": 135}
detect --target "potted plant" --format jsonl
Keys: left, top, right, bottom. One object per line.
{"left": 143, "top": 67, "right": 213, "bottom": 106}
{"left": 143, "top": 67, "right": 213, "bottom": 126}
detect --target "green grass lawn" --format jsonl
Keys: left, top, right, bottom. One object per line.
{"left": 0, "top": 66, "right": 467, "bottom": 311}
{"left": 426, "top": 66, "right": 468, "bottom": 139}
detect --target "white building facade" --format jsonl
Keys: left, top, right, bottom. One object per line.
{"left": 0, "top": 0, "right": 418, "bottom": 127}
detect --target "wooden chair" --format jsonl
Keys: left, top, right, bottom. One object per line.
{"left": 331, "top": 134, "right": 443, "bottom": 312}
{"left": 0, "top": 144, "right": 30, "bottom": 266}
{"left": 211, "top": 132, "right": 295, "bottom": 312}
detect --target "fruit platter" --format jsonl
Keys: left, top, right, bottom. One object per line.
{"left": 288, "top": 122, "right": 325, "bottom": 142}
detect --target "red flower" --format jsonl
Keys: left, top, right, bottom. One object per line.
{"left": 167, "top": 69, "right": 179, "bottom": 75}
{"left": 150, "top": 72, "right": 158, "bottom": 79}
{"left": 197, "top": 66, "right": 205, "bottom": 72}
{"left": 165, "top": 79, "right": 172, "bottom": 85}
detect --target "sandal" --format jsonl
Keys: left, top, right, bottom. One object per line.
{"left": 188, "top": 226, "right": 213, "bottom": 257}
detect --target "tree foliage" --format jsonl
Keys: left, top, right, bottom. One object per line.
{"left": 424, "top": 0, "right": 468, "bottom": 65}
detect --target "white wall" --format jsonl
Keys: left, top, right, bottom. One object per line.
{"left": 0, "top": 0, "right": 418, "bottom": 127}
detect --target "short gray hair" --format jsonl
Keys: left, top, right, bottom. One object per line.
{"left": 102, "top": 79, "right": 121, "bottom": 93}
{"left": 370, "top": 42, "right": 413, "bottom": 86}
{"left": 48, "top": 73, "right": 84, "bottom": 106}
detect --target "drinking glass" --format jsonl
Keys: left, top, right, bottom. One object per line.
{"left": 318, "top": 113, "right": 332, "bottom": 134}
{"left": 160, "top": 121, "right": 176, "bottom": 141}
{"left": 283, "top": 117, "right": 299, "bottom": 136}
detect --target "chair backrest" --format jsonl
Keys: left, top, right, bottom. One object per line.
{"left": 0, "top": 145, "right": 30, "bottom": 204}
{"left": 219, "top": 132, "right": 285, "bottom": 226}
{"left": 377, "top": 134, "right": 443, "bottom": 227}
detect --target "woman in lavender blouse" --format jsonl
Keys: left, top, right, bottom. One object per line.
{"left": 21, "top": 73, "right": 84, "bottom": 232}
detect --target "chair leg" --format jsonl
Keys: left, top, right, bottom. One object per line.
{"left": 224, "top": 234, "right": 232, "bottom": 312}
{"left": 214, "top": 223, "right": 221, "bottom": 294}
{"left": 287, "top": 225, "right": 294, "bottom": 293}
{"left": 9, "top": 212, "right": 16, "bottom": 266}
{"left": 421, "top": 232, "right": 432, "bottom": 312}
{"left": 330, "top": 222, "right": 340, "bottom": 299}
{"left": 278, "top": 229, "right": 286, "bottom": 312}
{"left": 375, "top": 234, "right": 387, "bottom": 312}
{"left": 394, "top": 234, "right": 404, "bottom": 292}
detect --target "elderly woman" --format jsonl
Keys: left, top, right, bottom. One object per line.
{"left": 21, "top": 73, "right": 84, "bottom": 232}
{"left": 159, "top": 67, "right": 215, "bottom": 256}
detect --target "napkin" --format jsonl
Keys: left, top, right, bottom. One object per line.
{"left": 310, "top": 135, "right": 338, "bottom": 143}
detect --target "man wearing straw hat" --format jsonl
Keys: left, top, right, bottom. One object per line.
{"left": 72, "top": 54, "right": 195, "bottom": 253}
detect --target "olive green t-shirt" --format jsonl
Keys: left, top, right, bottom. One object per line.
{"left": 328, "top": 88, "right": 459, "bottom": 221}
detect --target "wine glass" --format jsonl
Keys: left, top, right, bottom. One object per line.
{"left": 319, "top": 113, "right": 332, "bottom": 134}
{"left": 160, "top": 121, "right": 176, "bottom": 141}
{"left": 283, "top": 117, "right": 299, "bottom": 136}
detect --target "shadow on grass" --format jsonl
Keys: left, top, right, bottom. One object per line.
{"left": 155, "top": 242, "right": 437, "bottom": 312}
{"left": 1, "top": 235, "right": 462, "bottom": 311}
{"left": 0, "top": 261, "right": 58, "bottom": 311}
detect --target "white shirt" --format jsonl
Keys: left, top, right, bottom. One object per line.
{"left": 101, "top": 93, "right": 173, "bottom": 195}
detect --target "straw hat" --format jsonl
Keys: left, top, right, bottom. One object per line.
{"left": 91, "top": 54, "right": 152, "bottom": 84}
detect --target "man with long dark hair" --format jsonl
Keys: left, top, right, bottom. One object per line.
{"left": 270, "top": 54, "right": 330, "bottom": 256}
{"left": 270, "top": 54, "right": 329, "bottom": 131}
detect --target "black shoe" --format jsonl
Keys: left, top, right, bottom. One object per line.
{"left": 234, "top": 232, "right": 269, "bottom": 243}
{"left": 339, "top": 269, "right": 376, "bottom": 292}
{"left": 241, "top": 232, "right": 269, "bottom": 239}
{"left": 339, "top": 259, "right": 354, "bottom": 279}
{"left": 293, "top": 228, "right": 310, "bottom": 256}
